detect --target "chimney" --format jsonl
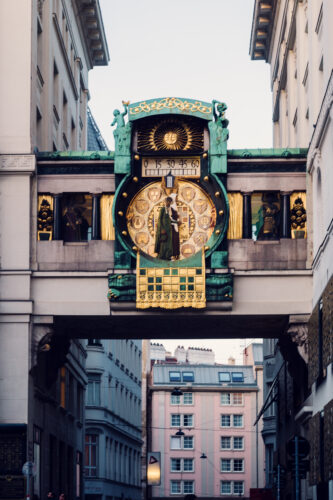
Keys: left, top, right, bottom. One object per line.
{"left": 228, "top": 356, "right": 235, "bottom": 365}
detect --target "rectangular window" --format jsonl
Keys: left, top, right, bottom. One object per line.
{"left": 221, "top": 393, "right": 231, "bottom": 405}
{"left": 171, "top": 394, "right": 181, "bottom": 405}
{"left": 87, "top": 374, "right": 101, "bottom": 406}
{"left": 183, "top": 436, "right": 194, "bottom": 449}
{"left": 183, "top": 414, "right": 193, "bottom": 427}
{"left": 221, "top": 459, "right": 231, "bottom": 472}
{"left": 171, "top": 414, "right": 181, "bottom": 427}
{"left": 182, "top": 371, "right": 194, "bottom": 382}
{"left": 170, "top": 458, "right": 181, "bottom": 472}
{"left": 183, "top": 481, "right": 194, "bottom": 494}
{"left": 183, "top": 393, "right": 193, "bottom": 405}
{"left": 85, "top": 435, "right": 98, "bottom": 477}
{"left": 233, "top": 415, "right": 243, "bottom": 427}
{"left": 232, "top": 393, "right": 243, "bottom": 405}
{"left": 221, "top": 436, "right": 231, "bottom": 450}
{"left": 183, "top": 458, "right": 194, "bottom": 472}
{"left": 221, "top": 415, "right": 231, "bottom": 427}
{"left": 233, "top": 481, "right": 244, "bottom": 495}
{"left": 170, "top": 481, "right": 181, "bottom": 494}
{"left": 233, "top": 437, "right": 244, "bottom": 450}
{"left": 169, "top": 371, "right": 181, "bottom": 382}
{"left": 219, "top": 372, "right": 230, "bottom": 383}
{"left": 231, "top": 372, "right": 244, "bottom": 383}
{"left": 221, "top": 481, "right": 231, "bottom": 495}
{"left": 233, "top": 459, "right": 244, "bottom": 472}
{"left": 170, "top": 437, "right": 181, "bottom": 450}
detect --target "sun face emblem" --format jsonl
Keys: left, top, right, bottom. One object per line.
{"left": 164, "top": 132, "right": 178, "bottom": 146}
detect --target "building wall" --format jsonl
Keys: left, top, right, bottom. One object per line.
{"left": 150, "top": 360, "right": 264, "bottom": 499}
{"left": 84, "top": 339, "right": 142, "bottom": 500}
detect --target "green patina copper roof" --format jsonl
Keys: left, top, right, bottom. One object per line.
{"left": 227, "top": 148, "right": 308, "bottom": 158}
{"left": 128, "top": 97, "right": 213, "bottom": 121}
{"left": 37, "top": 151, "right": 114, "bottom": 161}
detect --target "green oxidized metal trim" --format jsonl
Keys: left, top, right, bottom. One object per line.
{"left": 227, "top": 148, "right": 308, "bottom": 158}
{"left": 128, "top": 97, "right": 213, "bottom": 121}
{"left": 108, "top": 272, "right": 233, "bottom": 302}
{"left": 36, "top": 151, "right": 115, "bottom": 160}
{"left": 108, "top": 274, "right": 136, "bottom": 301}
{"left": 206, "top": 273, "right": 233, "bottom": 301}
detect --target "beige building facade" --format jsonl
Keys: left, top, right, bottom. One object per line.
{"left": 251, "top": 1, "right": 333, "bottom": 498}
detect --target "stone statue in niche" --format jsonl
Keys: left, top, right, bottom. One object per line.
{"left": 291, "top": 197, "right": 306, "bottom": 232}
{"left": 38, "top": 199, "right": 53, "bottom": 239}
{"left": 257, "top": 193, "right": 280, "bottom": 240}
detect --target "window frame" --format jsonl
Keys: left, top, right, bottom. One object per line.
{"left": 220, "top": 481, "right": 232, "bottom": 495}
{"left": 221, "top": 458, "right": 232, "bottom": 472}
{"left": 221, "top": 414, "right": 231, "bottom": 428}
{"left": 86, "top": 373, "right": 101, "bottom": 406}
{"left": 233, "top": 458, "right": 244, "bottom": 473}
{"left": 170, "top": 435, "right": 194, "bottom": 450}
{"left": 233, "top": 481, "right": 244, "bottom": 495}
{"left": 183, "top": 392, "right": 193, "bottom": 405}
{"left": 182, "top": 371, "right": 194, "bottom": 383}
{"left": 233, "top": 436, "right": 244, "bottom": 450}
{"left": 221, "top": 436, "right": 232, "bottom": 450}
{"left": 233, "top": 414, "right": 244, "bottom": 428}
{"left": 232, "top": 393, "right": 243, "bottom": 405}
{"left": 219, "top": 372, "right": 231, "bottom": 383}
{"left": 221, "top": 393, "right": 231, "bottom": 405}
{"left": 85, "top": 434, "right": 98, "bottom": 477}
{"left": 231, "top": 372, "right": 244, "bottom": 383}
{"left": 169, "top": 371, "right": 181, "bottom": 382}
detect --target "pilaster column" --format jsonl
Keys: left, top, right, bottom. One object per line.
{"left": 92, "top": 194, "right": 101, "bottom": 240}
{"left": 53, "top": 194, "right": 62, "bottom": 240}
{"left": 281, "top": 192, "right": 291, "bottom": 238}
{"left": 242, "top": 192, "right": 252, "bottom": 239}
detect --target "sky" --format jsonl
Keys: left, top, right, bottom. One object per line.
{"left": 89, "top": 0, "right": 273, "bottom": 151}
{"left": 89, "top": 0, "right": 269, "bottom": 363}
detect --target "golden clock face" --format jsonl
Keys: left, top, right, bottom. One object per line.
{"left": 126, "top": 180, "right": 216, "bottom": 260}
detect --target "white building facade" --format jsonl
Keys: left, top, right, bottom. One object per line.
{"left": 251, "top": 1, "right": 333, "bottom": 498}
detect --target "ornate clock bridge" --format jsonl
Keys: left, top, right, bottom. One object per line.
{"left": 32, "top": 96, "right": 310, "bottom": 347}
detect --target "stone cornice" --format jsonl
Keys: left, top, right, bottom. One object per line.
{"left": 74, "top": 0, "right": 109, "bottom": 68}
{"left": 250, "top": 0, "right": 278, "bottom": 61}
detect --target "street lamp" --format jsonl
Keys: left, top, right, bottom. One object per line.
{"left": 171, "top": 387, "right": 183, "bottom": 397}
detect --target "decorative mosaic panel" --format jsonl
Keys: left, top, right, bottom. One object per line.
{"left": 136, "top": 252, "right": 205, "bottom": 309}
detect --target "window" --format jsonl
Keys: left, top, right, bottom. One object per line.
{"left": 171, "top": 394, "right": 181, "bottom": 405}
{"left": 171, "top": 393, "right": 193, "bottom": 405}
{"left": 169, "top": 371, "right": 181, "bottom": 382}
{"left": 183, "top": 393, "right": 193, "bottom": 405}
{"left": 171, "top": 481, "right": 181, "bottom": 494}
{"left": 182, "top": 371, "right": 194, "bottom": 382}
{"left": 233, "top": 415, "right": 243, "bottom": 427}
{"left": 171, "top": 481, "right": 194, "bottom": 495}
{"left": 233, "top": 481, "right": 244, "bottom": 495}
{"left": 85, "top": 435, "right": 98, "bottom": 477}
{"left": 183, "top": 458, "right": 194, "bottom": 472}
{"left": 183, "top": 436, "right": 194, "bottom": 449}
{"left": 232, "top": 393, "right": 243, "bottom": 405}
{"left": 87, "top": 374, "right": 101, "bottom": 406}
{"left": 221, "top": 481, "right": 231, "bottom": 495}
{"left": 219, "top": 372, "right": 230, "bottom": 383}
{"left": 231, "top": 372, "right": 244, "bottom": 383}
{"left": 233, "top": 437, "right": 244, "bottom": 450}
{"left": 170, "top": 436, "right": 181, "bottom": 450}
{"left": 170, "top": 458, "right": 181, "bottom": 472}
{"left": 221, "top": 436, "right": 231, "bottom": 450}
{"left": 221, "top": 415, "right": 231, "bottom": 427}
{"left": 221, "top": 393, "right": 231, "bottom": 405}
{"left": 171, "top": 414, "right": 193, "bottom": 427}
{"left": 183, "top": 414, "right": 193, "bottom": 427}
{"left": 233, "top": 459, "right": 244, "bottom": 472}
{"left": 170, "top": 458, "right": 194, "bottom": 472}
{"left": 61, "top": 193, "right": 92, "bottom": 242}
{"left": 221, "top": 459, "right": 231, "bottom": 472}
{"left": 183, "top": 481, "right": 194, "bottom": 494}
{"left": 170, "top": 436, "right": 194, "bottom": 450}
{"left": 171, "top": 414, "right": 181, "bottom": 427}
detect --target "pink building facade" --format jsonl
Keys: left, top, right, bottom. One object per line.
{"left": 149, "top": 347, "right": 264, "bottom": 500}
